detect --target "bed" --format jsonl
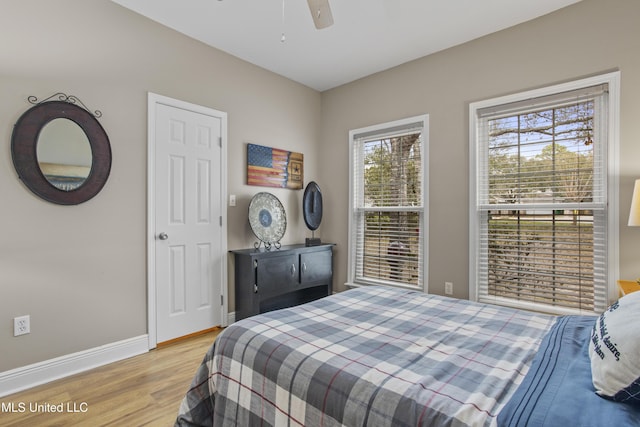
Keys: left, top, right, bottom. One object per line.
{"left": 176, "top": 286, "right": 640, "bottom": 426}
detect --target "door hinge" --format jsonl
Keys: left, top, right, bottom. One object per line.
{"left": 220, "top": 295, "right": 224, "bottom": 305}
{"left": 219, "top": 216, "right": 223, "bottom": 226}
{"left": 218, "top": 137, "right": 222, "bottom": 147}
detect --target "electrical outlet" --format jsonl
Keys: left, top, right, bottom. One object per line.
{"left": 444, "top": 282, "right": 453, "bottom": 295}
{"left": 229, "top": 194, "right": 236, "bottom": 207}
{"left": 14, "top": 315, "right": 30, "bottom": 336}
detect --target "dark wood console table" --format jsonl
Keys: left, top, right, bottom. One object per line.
{"left": 231, "top": 244, "right": 334, "bottom": 321}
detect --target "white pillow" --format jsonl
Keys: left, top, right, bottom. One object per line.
{"left": 589, "top": 291, "right": 640, "bottom": 405}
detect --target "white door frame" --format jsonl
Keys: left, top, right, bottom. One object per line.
{"left": 147, "top": 92, "right": 228, "bottom": 349}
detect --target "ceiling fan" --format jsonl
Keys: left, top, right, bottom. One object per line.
{"left": 307, "top": 0, "right": 333, "bottom": 29}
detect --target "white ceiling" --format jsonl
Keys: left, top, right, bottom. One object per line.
{"left": 111, "top": 0, "right": 581, "bottom": 92}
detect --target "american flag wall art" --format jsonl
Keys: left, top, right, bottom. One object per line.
{"left": 246, "top": 143, "right": 303, "bottom": 189}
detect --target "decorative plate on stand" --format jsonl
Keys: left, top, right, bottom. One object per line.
{"left": 248, "top": 192, "right": 286, "bottom": 250}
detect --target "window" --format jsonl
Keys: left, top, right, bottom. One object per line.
{"left": 348, "top": 115, "right": 428, "bottom": 290}
{"left": 470, "top": 73, "right": 619, "bottom": 315}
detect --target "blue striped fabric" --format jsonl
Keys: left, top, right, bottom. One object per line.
{"left": 498, "top": 316, "right": 640, "bottom": 427}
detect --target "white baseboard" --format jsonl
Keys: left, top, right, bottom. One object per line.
{"left": 227, "top": 311, "right": 236, "bottom": 325}
{"left": 0, "top": 335, "right": 149, "bottom": 398}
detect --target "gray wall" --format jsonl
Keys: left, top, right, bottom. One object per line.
{"left": 320, "top": 0, "right": 640, "bottom": 297}
{"left": 0, "top": 0, "right": 321, "bottom": 372}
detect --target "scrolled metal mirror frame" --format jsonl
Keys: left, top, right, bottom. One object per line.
{"left": 11, "top": 97, "right": 112, "bottom": 205}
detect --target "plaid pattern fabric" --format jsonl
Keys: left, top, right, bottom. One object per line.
{"left": 176, "top": 286, "right": 556, "bottom": 427}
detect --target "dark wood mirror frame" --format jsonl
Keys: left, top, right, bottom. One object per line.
{"left": 11, "top": 100, "right": 111, "bottom": 205}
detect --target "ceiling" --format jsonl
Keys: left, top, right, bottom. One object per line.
{"left": 111, "top": 0, "right": 581, "bottom": 92}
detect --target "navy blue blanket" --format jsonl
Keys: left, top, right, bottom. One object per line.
{"left": 498, "top": 315, "right": 640, "bottom": 426}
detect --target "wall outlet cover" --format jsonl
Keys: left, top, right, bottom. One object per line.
{"left": 445, "top": 282, "right": 453, "bottom": 295}
{"left": 14, "top": 315, "right": 30, "bottom": 336}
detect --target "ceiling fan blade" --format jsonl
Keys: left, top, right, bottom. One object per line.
{"left": 307, "top": 0, "right": 333, "bottom": 29}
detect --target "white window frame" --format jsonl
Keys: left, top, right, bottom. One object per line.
{"left": 469, "top": 72, "right": 620, "bottom": 315}
{"left": 347, "top": 115, "right": 429, "bottom": 292}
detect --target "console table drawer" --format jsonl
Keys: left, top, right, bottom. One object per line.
{"left": 256, "top": 254, "right": 298, "bottom": 297}
{"left": 300, "top": 250, "right": 332, "bottom": 284}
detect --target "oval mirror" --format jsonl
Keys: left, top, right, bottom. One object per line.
{"left": 36, "top": 118, "right": 93, "bottom": 191}
{"left": 11, "top": 100, "right": 111, "bottom": 205}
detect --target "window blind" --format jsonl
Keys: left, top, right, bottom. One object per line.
{"left": 475, "top": 84, "right": 609, "bottom": 314}
{"left": 351, "top": 120, "right": 425, "bottom": 289}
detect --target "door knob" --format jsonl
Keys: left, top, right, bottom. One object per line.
{"left": 158, "top": 232, "right": 169, "bottom": 240}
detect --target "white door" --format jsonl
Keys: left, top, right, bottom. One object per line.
{"left": 148, "top": 94, "right": 227, "bottom": 346}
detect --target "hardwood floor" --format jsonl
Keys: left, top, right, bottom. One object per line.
{"left": 0, "top": 329, "right": 221, "bottom": 426}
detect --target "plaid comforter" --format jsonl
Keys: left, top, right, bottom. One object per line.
{"left": 176, "top": 286, "right": 556, "bottom": 427}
